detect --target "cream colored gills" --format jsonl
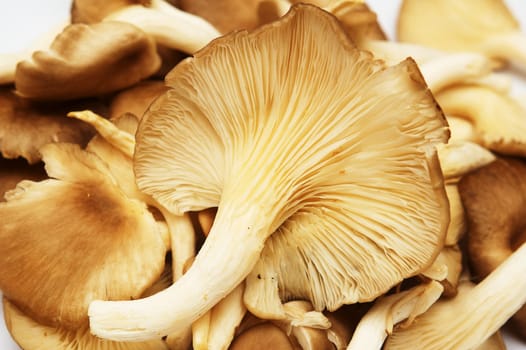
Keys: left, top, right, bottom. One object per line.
{"left": 88, "top": 4, "right": 449, "bottom": 341}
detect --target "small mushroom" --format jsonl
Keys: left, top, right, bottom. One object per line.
{"left": 347, "top": 281, "right": 443, "bottom": 350}
{"left": 0, "top": 142, "right": 166, "bottom": 329}
{"left": 397, "top": 0, "right": 526, "bottom": 72}
{"left": 71, "top": 0, "right": 220, "bottom": 54}
{"left": 0, "top": 87, "right": 99, "bottom": 163}
{"left": 435, "top": 84, "right": 526, "bottom": 157}
{"left": 458, "top": 157, "right": 526, "bottom": 340}
{"left": 88, "top": 4, "right": 449, "bottom": 341}
{"left": 383, "top": 243, "right": 526, "bottom": 349}
{"left": 437, "top": 140, "right": 496, "bottom": 183}
{"left": 420, "top": 245, "right": 462, "bottom": 297}
{"left": 229, "top": 323, "right": 295, "bottom": 350}
{"left": 15, "top": 21, "right": 161, "bottom": 100}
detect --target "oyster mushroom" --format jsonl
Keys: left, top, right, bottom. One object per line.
{"left": 0, "top": 142, "right": 166, "bottom": 329}
{"left": 459, "top": 157, "right": 526, "bottom": 340}
{"left": 383, "top": 243, "right": 526, "bottom": 349}
{"left": 0, "top": 157, "right": 46, "bottom": 200}
{"left": 435, "top": 84, "right": 526, "bottom": 157}
{"left": 397, "top": 0, "right": 526, "bottom": 72}
{"left": 15, "top": 21, "right": 161, "bottom": 100}
{"left": 109, "top": 80, "right": 168, "bottom": 120}
{"left": 71, "top": 0, "right": 220, "bottom": 54}
{"left": 88, "top": 4, "right": 449, "bottom": 340}
{"left": 0, "top": 87, "right": 99, "bottom": 163}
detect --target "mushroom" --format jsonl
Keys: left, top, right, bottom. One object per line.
{"left": 88, "top": 4, "right": 449, "bottom": 340}
{"left": 420, "top": 245, "right": 462, "bottom": 297}
{"left": 0, "top": 157, "right": 47, "bottom": 200}
{"left": 0, "top": 141, "right": 166, "bottom": 329}
{"left": 383, "top": 242, "right": 526, "bottom": 349}
{"left": 458, "top": 157, "right": 526, "bottom": 340}
{"left": 435, "top": 84, "right": 526, "bottom": 157}
{"left": 71, "top": 0, "right": 221, "bottom": 54}
{"left": 177, "top": 0, "right": 278, "bottom": 34}
{"left": 15, "top": 21, "right": 161, "bottom": 100}
{"left": 0, "top": 87, "right": 99, "bottom": 163}
{"left": 443, "top": 185, "right": 466, "bottom": 246}
{"left": 229, "top": 323, "right": 295, "bottom": 350}
{"left": 437, "top": 140, "right": 496, "bottom": 183}
{"left": 347, "top": 281, "right": 443, "bottom": 350}
{"left": 397, "top": 0, "right": 526, "bottom": 72}
{"left": 2, "top": 297, "right": 169, "bottom": 350}
{"left": 109, "top": 80, "right": 168, "bottom": 120}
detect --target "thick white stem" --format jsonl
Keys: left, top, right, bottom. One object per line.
{"left": 88, "top": 207, "right": 268, "bottom": 341}
{"left": 106, "top": 4, "right": 220, "bottom": 54}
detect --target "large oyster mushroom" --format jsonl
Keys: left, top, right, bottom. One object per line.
{"left": 88, "top": 4, "right": 449, "bottom": 340}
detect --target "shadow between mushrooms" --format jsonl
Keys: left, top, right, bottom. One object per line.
{"left": 88, "top": 4, "right": 449, "bottom": 341}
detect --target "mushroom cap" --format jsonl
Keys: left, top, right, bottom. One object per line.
{"left": 397, "top": 0, "right": 519, "bottom": 52}
{"left": 435, "top": 85, "right": 526, "bottom": 157}
{"left": 0, "top": 88, "right": 99, "bottom": 163}
{"left": 109, "top": 80, "right": 168, "bottom": 121}
{"left": 230, "top": 323, "right": 295, "bottom": 350}
{"left": 177, "top": 0, "right": 271, "bottom": 34}
{"left": 2, "top": 297, "right": 169, "bottom": 350}
{"left": 71, "top": 0, "right": 152, "bottom": 23}
{"left": 0, "top": 142, "right": 166, "bottom": 329}
{"left": 142, "top": 0, "right": 448, "bottom": 311}
{"left": 15, "top": 21, "right": 161, "bottom": 101}
{"left": 0, "top": 157, "right": 47, "bottom": 201}
{"left": 458, "top": 157, "right": 526, "bottom": 339}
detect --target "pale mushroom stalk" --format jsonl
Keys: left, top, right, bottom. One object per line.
{"left": 346, "top": 281, "right": 443, "bottom": 350}
{"left": 162, "top": 209, "right": 196, "bottom": 281}
{"left": 384, "top": 242, "right": 526, "bottom": 349}
{"left": 89, "top": 5, "right": 448, "bottom": 341}
{"left": 103, "top": 0, "right": 220, "bottom": 53}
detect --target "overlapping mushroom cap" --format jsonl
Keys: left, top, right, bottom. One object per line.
{"left": 88, "top": 4, "right": 449, "bottom": 340}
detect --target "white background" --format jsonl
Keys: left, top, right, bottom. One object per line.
{"left": 0, "top": 0, "right": 525, "bottom": 349}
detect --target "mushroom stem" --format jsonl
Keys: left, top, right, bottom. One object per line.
{"left": 89, "top": 206, "right": 271, "bottom": 341}
{"left": 346, "top": 281, "right": 443, "bottom": 350}
{"left": 384, "top": 242, "right": 526, "bottom": 349}
{"left": 161, "top": 209, "right": 196, "bottom": 281}
{"left": 104, "top": 0, "right": 220, "bottom": 53}
{"left": 482, "top": 31, "right": 526, "bottom": 73}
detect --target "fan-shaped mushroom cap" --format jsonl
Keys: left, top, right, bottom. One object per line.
{"left": 435, "top": 85, "right": 526, "bottom": 157}
{"left": 0, "top": 88, "right": 99, "bottom": 163}
{"left": 89, "top": 4, "right": 448, "bottom": 340}
{"left": 15, "top": 21, "right": 161, "bottom": 101}
{"left": 458, "top": 157, "right": 526, "bottom": 339}
{"left": 0, "top": 142, "right": 166, "bottom": 329}
{"left": 230, "top": 323, "right": 294, "bottom": 350}
{"left": 397, "top": 0, "right": 526, "bottom": 71}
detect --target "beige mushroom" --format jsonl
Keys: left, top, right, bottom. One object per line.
{"left": 88, "top": 4, "right": 448, "bottom": 340}
{"left": 0, "top": 157, "right": 47, "bottom": 200}
{"left": 15, "top": 21, "right": 161, "bottom": 100}
{"left": 0, "top": 142, "right": 166, "bottom": 329}
{"left": 383, "top": 243, "right": 526, "bottom": 349}
{"left": 397, "top": 0, "right": 526, "bottom": 72}
{"left": 435, "top": 84, "right": 526, "bottom": 157}
{"left": 230, "top": 323, "right": 295, "bottom": 350}
{"left": 71, "top": 0, "right": 220, "bottom": 54}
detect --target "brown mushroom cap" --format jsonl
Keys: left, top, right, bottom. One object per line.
{"left": 0, "top": 88, "right": 100, "bottom": 163}
{"left": 15, "top": 21, "right": 161, "bottom": 101}
{"left": 458, "top": 157, "right": 526, "bottom": 339}
{"left": 109, "top": 80, "right": 168, "bottom": 120}
{"left": 229, "top": 323, "right": 294, "bottom": 350}
{"left": 0, "top": 142, "right": 166, "bottom": 329}
{"left": 0, "top": 157, "right": 47, "bottom": 200}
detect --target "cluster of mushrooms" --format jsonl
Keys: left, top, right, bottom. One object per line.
{"left": 1, "top": 0, "right": 526, "bottom": 349}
